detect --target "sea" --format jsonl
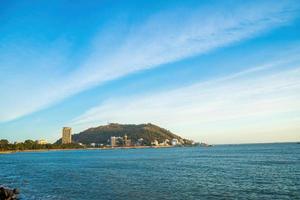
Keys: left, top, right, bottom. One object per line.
{"left": 0, "top": 143, "right": 299, "bottom": 200}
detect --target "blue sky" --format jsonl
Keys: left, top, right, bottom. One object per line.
{"left": 1, "top": 0, "right": 300, "bottom": 144}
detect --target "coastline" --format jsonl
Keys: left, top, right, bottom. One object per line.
{"left": 1, "top": 142, "right": 298, "bottom": 154}
{"left": 0, "top": 145, "right": 175, "bottom": 154}
{"left": 1, "top": 143, "right": 298, "bottom": 199}
{"left": 1, "top": 142, "right": 297, "bottom": 154}
{"left": 0, "top": 151, "right": 14, "bottom": 154}
{"left": 0, "top": 148, "right": 83, "bottom": 154}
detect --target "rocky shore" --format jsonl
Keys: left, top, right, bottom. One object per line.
{"left": 0, "top": 186, "right": 19, "bottom": 200}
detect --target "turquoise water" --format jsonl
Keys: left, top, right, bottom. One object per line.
{"left": 0, "top": 143, "right": 299, "bottom": 200}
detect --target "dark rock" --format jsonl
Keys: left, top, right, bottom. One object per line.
{"left": 0, "top": 186, "right": 19, "bottom": 200}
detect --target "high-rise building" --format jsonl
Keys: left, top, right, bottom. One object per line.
{"left": 62, "top": 127, "right": 72, "bottom": 144}
{"left": 110, "top": 136, "right": 116, "bottom": 147}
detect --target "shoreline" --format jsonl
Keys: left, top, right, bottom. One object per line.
{"left": 0, "top": 149, "right": 76, "bottom": 154}
{"left": 0, "top": 145, "right": 175, "bottom": 154}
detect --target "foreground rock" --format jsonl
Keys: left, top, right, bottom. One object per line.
{"left": 0, "top": 186, "right": 19, "bottom": 200}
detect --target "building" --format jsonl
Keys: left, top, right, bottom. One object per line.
{"left": 136, "top": 138, "right": 144, "bottom": 146}
{"left": 179, "top": 139, "right": 185, "bottom": 144}
{"left": 158, "top": 139, "right": 170, "bottom": 146}
{"left": 171, "top": 138, "right": 179, "bottom": 146}
{"left": 163, "top": 139, "right": 170, "bottom": 146}
{"left": 110, "top": 136, "right": 116, "bottom": 147}
{"left": 151, "top": 140, "right": 159, "bottom": 146}
{"left": 62, "top": 127, "right": 72, "bottom": 144}
{"left": 36, "top": 139, "right": 48, "bottom": 145}
{"left": 123, "top": 134, "right": 131, "bottom": 146}
{"left": 90, "top": 143, "right": 96, "bottom": 147}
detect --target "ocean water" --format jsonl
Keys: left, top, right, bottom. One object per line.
{"left": 0, "top": 143, "right": 299, "bottom": 200}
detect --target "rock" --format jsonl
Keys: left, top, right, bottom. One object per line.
{"left": 0, "top": 186, "right": 19, "bottom": 200}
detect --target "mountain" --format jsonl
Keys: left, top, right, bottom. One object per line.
{"left": 58, "top": 123, "right": 191, "bottom": 145}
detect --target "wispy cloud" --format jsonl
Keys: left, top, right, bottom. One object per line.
{"left": 70, "top": 58, "right": 300, "bottom": 143}
{"left": 65, "top": 1, "right": 299, "bottom": 91}
{"left": 0, "top": 1, "right": 299, "bottom": 122}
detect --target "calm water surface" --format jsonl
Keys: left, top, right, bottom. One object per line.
{"left": 0, "top": 143, "right": 299, "bottom": 200}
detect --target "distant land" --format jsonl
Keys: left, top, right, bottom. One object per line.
{"left": 56, "top": 123, "right": 193, "bottom": 146}
{"left": 1, "top": 123, "right": 205, "bottom": 153}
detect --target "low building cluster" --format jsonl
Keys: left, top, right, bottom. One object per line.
{"left": 110, "top": 134, "right": 132, "bottom": 147}
{"left": 108, "top": 135, "right": 185, "bottom": 147}
{"left": 151, "top": 138, "right": 184, "bottom": 146}
{"left": 36, "top": 139, "right": 48, "bottom": 145}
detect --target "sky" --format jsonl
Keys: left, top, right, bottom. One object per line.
{"left": 0, "top": 0, "right": 300, "bottom": 144}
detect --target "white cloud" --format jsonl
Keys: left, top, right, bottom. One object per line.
{"left": 70, "top": 62, "right": 300, "bottom": 143}
{"left": 0, "top": 1, "right": 299, "bottom": 122}
{"left": 65, "top": 1, "right": 299, "bottom": 91}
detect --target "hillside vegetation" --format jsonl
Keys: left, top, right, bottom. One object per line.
{"left": 69, "top": 123, "right": 190, "bottom": 145}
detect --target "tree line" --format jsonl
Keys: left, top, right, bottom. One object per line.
{"left": 0, "top": 139, "right": 82, "bottom": 151}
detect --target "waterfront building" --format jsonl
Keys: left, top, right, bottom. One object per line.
{"left": 36, "top": 139, "right": 48, "bottom": 145}
{"left": 110, "top": 136, "right": 116, "bottom": 147}
{"left": 62, "top": 127, "right": 72, "bottom": 144}
{"left": 179, "top": 139, "right": 185, "bottom": 144}
{"left": 158, "top": 139, "right": 170, "bottom": 146}
{"left": 90, "top": 143, "right": 96, "bottom": 147}
{"left": 136, "top": 138, "right": 144, "bottom": 146}
{"left": 151, "top": 140, "right": 159, "bottom": 146}
{"left": 171, "top": 138, "right": 179, "bottom": 146}
{"left": 164, "top": 139, "right": 170, "bottom": 146}
{"left": 123, "top": 134, "right": 131, "bottom": 146}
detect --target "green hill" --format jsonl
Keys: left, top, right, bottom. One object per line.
{"left": 60, "top": 123, "right": 191, "bottom": 146}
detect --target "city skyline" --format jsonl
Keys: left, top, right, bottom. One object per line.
{"left": 1, "top": 0, "right": 300, "bottom": 144}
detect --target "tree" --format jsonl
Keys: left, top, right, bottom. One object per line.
{"left": 0, "top": 139, "right": 10, "bottom": 151}
{"left": 0, "top": 139, "right": 9, "bottom": 145}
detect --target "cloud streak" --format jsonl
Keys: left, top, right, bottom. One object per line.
{"left": 0, "top": 1, "right": 299, "bottom": 122}
{"left": 70, "top": 59, "right": 300, "bottom": 143}
{"left": 66, "top": 1, "right": 299, "bottom": 91}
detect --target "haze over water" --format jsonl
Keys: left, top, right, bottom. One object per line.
{"left": 1, "top": 143, "right": 299, "bottom": 200}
